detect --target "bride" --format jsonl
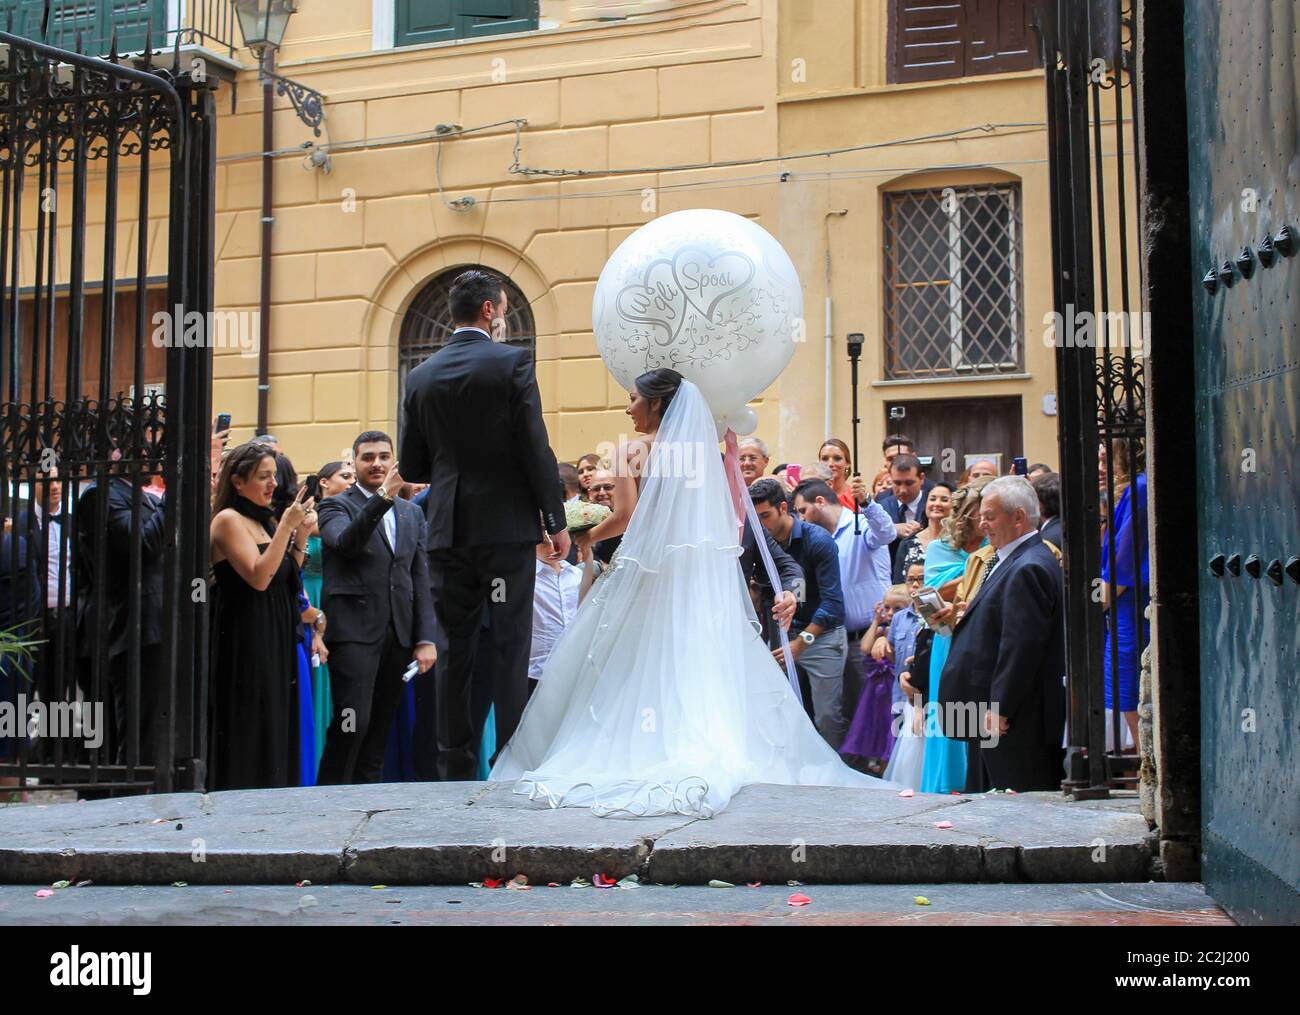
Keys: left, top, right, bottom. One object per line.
{"left": 489, "top": 367, "right": 895, "bottom": 817}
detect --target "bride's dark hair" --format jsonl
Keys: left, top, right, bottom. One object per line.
{"left": 634, "top": 368, "right": 684, "bottom": 423}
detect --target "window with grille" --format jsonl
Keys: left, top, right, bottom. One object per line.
{"left": 883, "top": 184, "right": 1023, "bottom": 379}
{"left": 397, "top": 266, "right": 536, "bottom": 433}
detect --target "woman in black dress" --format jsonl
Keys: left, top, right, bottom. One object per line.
{"left": 208, "top": 442, "right": 316, "bottom": 790}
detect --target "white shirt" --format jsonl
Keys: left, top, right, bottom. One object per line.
{"left": 830, "top": 500, "right": 896, "bottom": 632}
{"left": 530, "top": 557, "right": 582, "bottom": 680}
{"left": 986, "top": 529, "right": 1037, "bottom": 580}
{"left": 32, "top": 505, "right": 70, "bottom": 610}
{"left": 356, "top": 484, "right": 397, "bottom": 550}
{"left": 898, "top": 490, "right": 924, "bottom": 523}
{"left": 455, "top": 326, "right": 492, "bottom": 340}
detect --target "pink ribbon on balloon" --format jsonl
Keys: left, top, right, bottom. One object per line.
{"left": 723, "top": 429, "right": 799, "bottom": 695}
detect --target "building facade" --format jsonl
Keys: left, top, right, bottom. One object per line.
{"left": 10, "top": 0, "right": 1137, "bottom": 480}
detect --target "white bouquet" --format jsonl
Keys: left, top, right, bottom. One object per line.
{"left": 565, "top": 500, "right": 611, "bottom": 534}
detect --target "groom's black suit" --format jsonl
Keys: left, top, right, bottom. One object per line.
{"left": 400, "top": 326, "right": 567, "bottom": 780}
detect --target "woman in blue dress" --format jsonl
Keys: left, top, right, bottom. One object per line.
{"left": 919, "top": 478, "right": 991, "bottom": 794}
{"left": 1100, "top": 441, "right": 1149, "bottom": 752}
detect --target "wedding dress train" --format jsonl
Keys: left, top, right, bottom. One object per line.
{"left": 489, "top": 379, "right": 895, "bottom": 817}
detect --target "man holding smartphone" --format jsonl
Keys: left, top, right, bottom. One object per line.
{"left": 315, "top": 431, "right": 441, "bottom": 784}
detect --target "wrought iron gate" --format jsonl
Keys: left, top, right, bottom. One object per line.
{"left": 0, "top": 15, "right": 216, "bottom": 793}
{"left": 1035, "top": 0, "right": 1148, "bottom": 797}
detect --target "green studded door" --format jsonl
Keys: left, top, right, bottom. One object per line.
{"left": 1185, "top": 0, "right": 1300, "bottom": 924}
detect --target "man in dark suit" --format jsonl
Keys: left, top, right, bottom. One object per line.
{"left": 1032, "top": 471, "right": 1063, "bottom": 550}
{"left": 874, "top": 453, "right": 934, "bottom": 568}
{"left": 74, "top": 472, "right": 166, "bottom": 765}
{"left": 17, "top": 469, "right": 74, "bottom": 763}
{"left": 937, "top": 476, "right": 1065, "bottom": 792}
{"left": 315, "top": 428, "right": 439, "bottom": 784}
{"left": 317, "top": 431, "right": 440, "bottom": 784}
{"left": 399, "top": 269, "right": 570, "bottom": 781}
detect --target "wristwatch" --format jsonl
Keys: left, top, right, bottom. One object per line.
{"left": 378, "top": 487, "right": 393, "bottom": 502}
{"left": 799, "top": 630, "right": 816, "bottom": 645}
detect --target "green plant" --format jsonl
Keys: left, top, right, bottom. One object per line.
{"left": 0, "top": 626, "right": 43, "bottom": 683}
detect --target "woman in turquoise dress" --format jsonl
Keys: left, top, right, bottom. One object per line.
{"left": 919, "top": 477, "right": 991, "bottom": 794}
{"left": 303, "top": 461, "right": 355, "bottom": 773}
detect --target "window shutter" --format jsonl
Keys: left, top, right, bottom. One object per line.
{"left": 889, "top": 0, "right": 1040, "bottom": 83}
{"left": 395, "top": 0, "right": 460, "bottom": 47}
{"left": 890, "top": 0, "right": 967, "bottom": 84}
{"left": 395, "top": 0, "right": 537, "bottom": 47}
{"left": 459, "top": 0, "right": 537, "bottom": 40}
{"left": 967, "top": 0, "right": 1039, "bottom": 75}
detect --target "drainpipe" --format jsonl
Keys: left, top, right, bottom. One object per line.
{"left": 823, "top": 209, "right": 848, "bottom": 438}
{"left": 257, "top": 50, "right": 275, "bottom": 435}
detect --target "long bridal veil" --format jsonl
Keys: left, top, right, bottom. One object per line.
{"left": 490, "top": 379, "right": 892, "bottom": 817}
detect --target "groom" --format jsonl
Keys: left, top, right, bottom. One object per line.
{"left": 400, "top": 269, "right": 570, "bottom": 781}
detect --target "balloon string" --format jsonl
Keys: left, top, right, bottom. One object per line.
{"left": 724, "top": 429, "right": 799, "bottom": 696}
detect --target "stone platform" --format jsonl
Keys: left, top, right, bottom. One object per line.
{"left": 0, "top": 782, "right": 1153, "bottom": 886}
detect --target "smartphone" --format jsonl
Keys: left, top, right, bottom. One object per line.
{"left": 1013, "top": 456, "right": 1028, "bottom": 476}
{"left": 786, "top": 463, "right": 802, "bottom": 486}
{"left": 911, "top": 587, "right": 953, "bottom": 638}
{"left": 303, "top": 474, "right": 322, "bottom": 502}
{"left": 215, "top": 413, "right": 232, "bottom": 433}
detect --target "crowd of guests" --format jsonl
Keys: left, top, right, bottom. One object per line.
{"left": 1, "top": 415, "right": 1147, "bottom": 799}
{"left": 552, "top": 431, "right": 1146, "bottom": 793}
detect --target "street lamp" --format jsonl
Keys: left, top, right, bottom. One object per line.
{"left": 234, "top": 0, "right": 326, "bottom": 436}
{"left": 233, "top": 0, "right": 298, "bottom": 61}
{"left": 234, "top": 0, "right": 325, "bottom": 137}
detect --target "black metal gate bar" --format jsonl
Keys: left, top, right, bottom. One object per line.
{"left": 0, "top": 11, "right": 216, "bottom": 794}
{"left": 1035, "top": 0, "right": 1149, "bottom": 796}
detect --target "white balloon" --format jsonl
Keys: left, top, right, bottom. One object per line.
{"left": 726, "top": 406, "right": 758, "bottom": 436}
{"left": 593, "top": 210, "right": 803, "bottom": 430}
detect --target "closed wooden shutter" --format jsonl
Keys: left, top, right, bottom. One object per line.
{"left": 395, "top": 0, "right": 538, "bottom": 47}
{"left": 891, "top": 0, "right": 967, "bottom": 83}
{"left": 889, "top": 0, "right": 1040, "bottom": 83}
{"left": 966, "top": 0, "right": 1038, "bottom": 75}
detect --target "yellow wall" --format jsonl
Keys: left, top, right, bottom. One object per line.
{"left": 772, "top": 0, "right": 1140, "bottom": 475}
{"left": 20, "top": 0, "right": 1140, "bottom": 481}
{"left": 212, "top": 0, "right": 781, "bottom": 469}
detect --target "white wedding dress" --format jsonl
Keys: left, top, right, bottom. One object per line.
{"left": 490, "top": 380, "right": 895, "bottom": 817}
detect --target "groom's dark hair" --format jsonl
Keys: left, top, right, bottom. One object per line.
{"left": 449, "top": 269, "right": 505, "bottom": 325}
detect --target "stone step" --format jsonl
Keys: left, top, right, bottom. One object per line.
{"left": 0, "top": 782, "right": 1154, "bottom": 886}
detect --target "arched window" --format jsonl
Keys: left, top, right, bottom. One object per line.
{"left": 397, "top": 266, "right": 536, "bottom": 434}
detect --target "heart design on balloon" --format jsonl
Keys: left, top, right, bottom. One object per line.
{"left": 613, "top": 246, "right": 756, "bottom": 347}
{"left": 669, "top": 247, "right": 756, "bottom": 323}
{"left": 594, "top": 209, "right": 803, "bottom": 428}
{"left": 614, "top": 260, "right": 683, "bottom": 346}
